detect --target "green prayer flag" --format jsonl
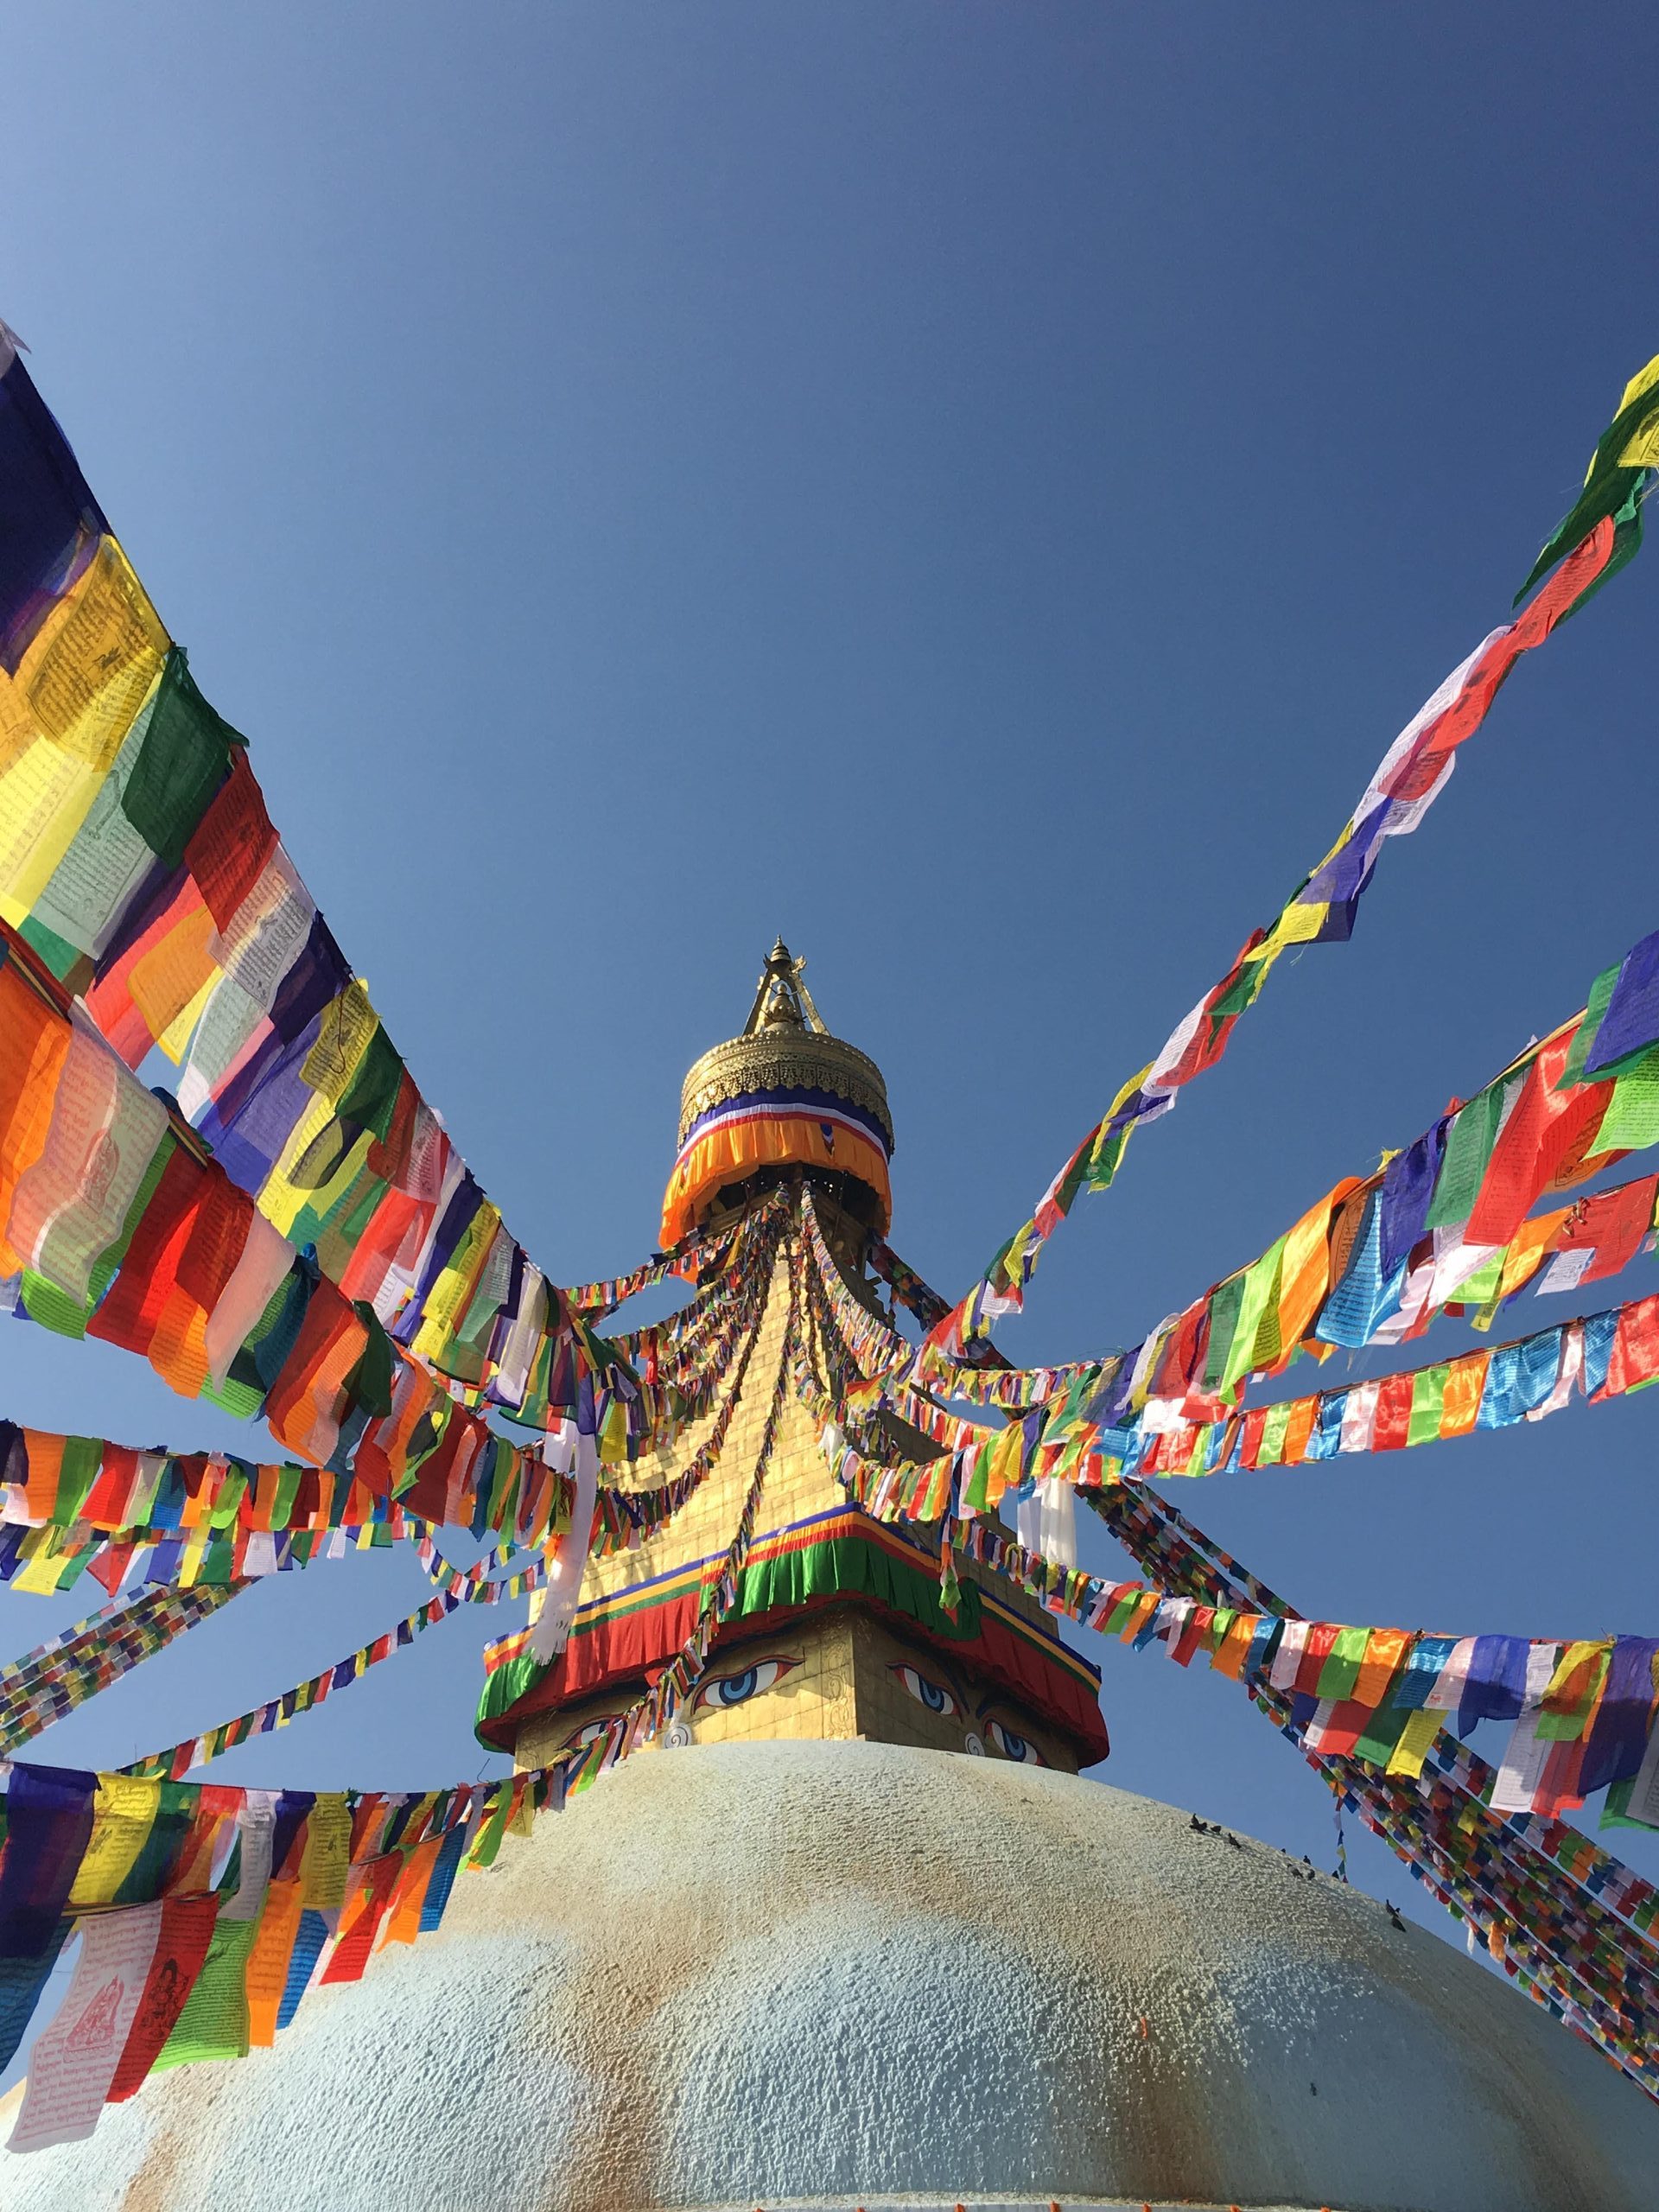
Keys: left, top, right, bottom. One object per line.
{"left": 1452, "top": 1248, "right": 1504, "bottom": 1310}
{"left": 1316, "top": 1623, "right": 1370, "bottom": 1704}
{"left": 337, "top": 1022, "right": 404, "bottom": 1141}
{"left": 1516, "top": 363, "right": 1659, "bottom": 607}
{"left": 71, "top": 1130, "right": 178, "bottom": 1328}
{"left": 1225, "top": 1235, "right": 1288, "bottom": 1394}
{"left": 1352, "top": 1700, "right": 1413, "bottom": 1767}
{"left": 1588, "top": 1044, "right": 1659, "bottom": 1156}
{"left": 1257, "top": 1399, "right": 1292, "bottom": 1466}
{"left": 49, "top": 1436, "right": 102, "bottom": 1525}
{"left": 1599, "top": 1777, "right": 1659, "bottom": 1832}
{"left": 18, "top": 1270, "right": 92, "bottom": 1340}
{"left": 121, "top": 648, "right": 245, "bottom": 868}
{"left": 1558, "top": 473, "right": 1646, "bottom": 626}
{"left": 346, "top": 1304, "right": 396, "bottom": 1421}
{"left": 16, "top": 917, "right": 85, "bottom": 985}
{"left": 1407, "top": 1364, "right": 1448, "bottom": 1447}
{"left": 1557, "top": 963, "right": 1619, "bottom": 1092}
{"left": 1426, "top": 1077, "right": 1515, "bottom": 1232}
{"left": 1200, "top": 1272, "right": 1248, "bottom": 1396}
{"left": 114, "top": 1783, "right": 197, "bottom": 1907}
{"left": 156, "top": 1913, "right": 259, "bottom": 2069}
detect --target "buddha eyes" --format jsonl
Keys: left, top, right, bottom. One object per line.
{"left": 694, "top": 1656, "right": 797, "bottom": 1710}
{"left": 563, "top": 1656, "right": 799, "bottom": 1744}
{"left": 564, "top": 1719, "right": 615, "bottom": 1750}
{"left": 986, "top": 1719, "right": 1046, "bottom": 1766}
{"left": 891, "top": 1663, "right": 959, "bottom": 1717}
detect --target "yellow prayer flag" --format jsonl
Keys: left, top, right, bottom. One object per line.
{"left": 300, "top": 981, "right": 380, "bottom": 1106}
{"left": 299, "top": 1796, "right": 352, "bottom": 1910}
{"left": 10, "top": 1526, "right": 73, "bottom": 1595}
{"left": 19, "top": 537, "right": 168, "bottom": 772}
{"left": 1385, "top": 1708, "right": 1443, "bottom": 1779}
{"left": 155, "top": 969, "right": 220, "bottom": 1065}
{"left": 1614, "top": 355, "right": 1659, "bottom": 467}
{"left": 1261, "top": 898, "right": 1327, "bottom": 954}
{"left": 68, "top": 1776, "right": 164, "bottom": 1908}
{"left": 0, "top": 741, "right": 102, "bottom": 926}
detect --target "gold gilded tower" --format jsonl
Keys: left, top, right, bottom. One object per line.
{"left": 479, "top": 945, "right": 1107, "bottom": 1775}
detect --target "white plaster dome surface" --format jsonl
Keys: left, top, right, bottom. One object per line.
{"left": 1, "top": 1739, "right": 1653, "bottom": 2212}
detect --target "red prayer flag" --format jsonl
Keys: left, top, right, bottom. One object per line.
{"left": 1464, "top": 1037, "right": 1611, "bottom": 1248}
{"left": 318, "top": 1853, "right": 401, "bottom": 1985}
{"left": 105, "top": 1895, "right": 219, "bottom": 2101}
{"left": 1560, "top": 1176, "right": 1657, "bottom": 1287}
{"left": 1294, "top": 1620, "right": 1341, "bottom": 1697}
{"left": 1601, "top": 1294, "right": 1659, "bottom": 1400}
{"left": 1371, "top": 1371, "right": 1414, "bottom": 1452}
{"left": 86, "top": 1146, "right": 207, "bottom": 1360}
{"left": 183, "top": 751, "right": 277, "bottom": 930}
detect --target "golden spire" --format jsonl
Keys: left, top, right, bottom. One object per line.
{"left": 741, "top": 938, "right": 827, "bottom": 1037}
{"left": 677, "top": 946, "right": 893, "bottom": 1154}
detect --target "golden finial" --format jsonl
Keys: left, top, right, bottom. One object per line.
{"left": 742, "top": 938, "right": 827, "bottom": 1037}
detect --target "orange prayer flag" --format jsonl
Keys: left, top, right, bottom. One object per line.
{"left": 0, "top": 962, "right": 70, "bottom": 1232}
{"left": 380, "top": 1836, "right": 444, "bottom": 1949}
{"left": 245, "top": 1879, "right": 305, "bottom": 2047}
{"left": 1439, "top": 1351, "right": 1489, "bottom": 1438}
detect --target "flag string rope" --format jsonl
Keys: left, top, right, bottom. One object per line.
{"left": 910, "top": 362, "right": 1656, "bottom": 1363}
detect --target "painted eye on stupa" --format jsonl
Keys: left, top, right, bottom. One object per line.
{"left": 694, "top": 1656, "right": 798, "bottom": 1710}
{"left": 986, "top": 1719, "right": 1046, "bottom": 1766}
{"left": 891, "top": 1663, "right": 959, "bottom": 1717}
{"left": 563, "top": 1719, "right": 616, "bottom": 1751}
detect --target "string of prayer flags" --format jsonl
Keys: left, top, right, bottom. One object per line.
{"left": 1077, "top": 1284, "right": 1659, "bottom": 1486}
{"left": 0, "top": 924, "right": 639, "bottom": 1540}
{"left": 586, "top": 1302, "right": 765, "bottom": 1560}
{"left": 1094, "top": 1500, "right": 1658, "bottom": 2065}
{"left": 949, "top": 1506, "right": 1659, "bottom": 1827}
{"left": 378, "top": 1181, "right": 782, "bottom": 1469}
{"left": 562, "top": 1203, "right": 766, "bottom": 1317}
{"left": 115, "top": 1289, "right": 777, "bottom": 1781}
{"left": 1071, "top": 943, "right": 1659, "bottom": 1446}
{"left": 0, "top": 339, "right": 597, "bottom": 1430}
{"left": 796, "top": 1226, "right": 1659, "bottom": 1838}
{"left": 0, "top": 1243, "right": 765, "bottom": 1626}
{"left": 122, "top": 1574, "right": 486, "bottom": 1780}
{"left": 538, "top": 1241, "right": 799, "bottom": 1788}
{"left": 805, "top": 1049, "right": 1659, "bottom": 1499}
{"left": 502, "top": 1234, "right": 804, "bottom": 1783}
{"left": 0, "top": 1241, "right": 804, "bottom": 2140}
{"left": 803, "top": 1206, "right": 1659, "bottom": 1530}
{"left": 0, "top": 1580, "right": 247, "bottom": 1751}
{"left": 1089, "top": 1484, "right": 1659, "bottom": 2092}
{"left": 1427, "top": 1734, "right": 1659, "bottom": 1942}
{"left": 914, "top": 361, "right": 1655, "bottom": 1363}
{"left": 814, "top": 1200, "right": 1098, "bottom": 1412}
{"left": 1516, "top": 353, "right": 1659, "bottom": 607}
{"left": 0, "top": 1758, "right": 521, "bottom": 2139}
{"left": 0, "top": 1250, "right": 769, "bottom": 1587}
{"left": 931, "top": 963, "right": 1654, "bottom": 1441}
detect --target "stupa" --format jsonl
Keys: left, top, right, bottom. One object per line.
{"left": 4, "top": 949, "right": 1655, "bottom": 2212}
{"left": 473, "top": 941, "right": 1110, "bottom": 1785}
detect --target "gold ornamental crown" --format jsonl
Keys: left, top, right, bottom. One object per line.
{"left": 677, "top": 940, "right": 893, "bottom": 1151}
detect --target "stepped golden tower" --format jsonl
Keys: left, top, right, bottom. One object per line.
{"left": 478, "top": 941, "right": 1109, "bottom": 1777}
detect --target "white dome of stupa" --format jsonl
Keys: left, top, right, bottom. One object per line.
{"left": 0, "top": 1738, "right": 1652, "bottom": 2212}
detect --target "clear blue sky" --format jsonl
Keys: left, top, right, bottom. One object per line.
{"left": 3, "top": 3, "right": 1658, "bottom": 1948}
